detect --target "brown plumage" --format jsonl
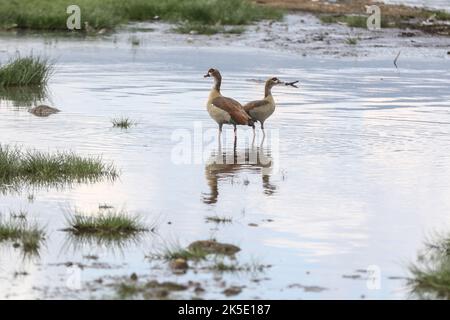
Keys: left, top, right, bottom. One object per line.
{"left": 243, "top": 77, "right": 286, "bottom": 134}
{"left": 244, "top": 100, "right": 270, "bottom": 112}
{"left": 204, "top": 68, "right": 254, "bottom": 136}
{"left": 211, "top": 97, "right": 253, "bottom": 125}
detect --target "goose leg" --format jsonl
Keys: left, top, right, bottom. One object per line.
{"left": 218, "top": 123, "right": 223, "bottom": 137}
{"left": 261, "top": 122, "right": 265, "bottom": 137}
{"left": 233, "top": 124, "right": 237, "bottom": 138}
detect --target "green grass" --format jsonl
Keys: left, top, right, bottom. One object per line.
{"left": 158, "top": 244, "right": 209, "bottom": 261}
{"left": 0, "top": 217, "right": 45, "bottom": 255}
{"left": 431, "top": 10, "right": 450, "bottom": 21}
{"left": 0, "top": 145, "right": 118, "bottom": 191}
{"left": 0, "top": 0, "right": 282, "bottom": 33}
{"left": 116, "top": 282, "right": 143, "bottom": 299}
{"left": 0, "top": 56, "right": 53, "bottom": 87}
{"left": 111, "top": 117, "right": 136, "bottom": 129}
{"left": 409, "top": 234, "right": 450, "bottom": 299}
{"left": 64, "top": 210, "right": 148, "bottom": 237}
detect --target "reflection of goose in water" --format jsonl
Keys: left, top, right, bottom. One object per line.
{"left": 202, "top": 141, "right": 276, "bottom": 205}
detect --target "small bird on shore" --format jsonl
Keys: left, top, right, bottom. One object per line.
{"left": 204, "top": 68, "right": 254, "bottom": 137}
{"left": 244, "top": 77, "right": 298, "bottom": 135}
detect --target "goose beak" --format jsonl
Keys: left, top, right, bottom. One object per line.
{"left": 204, "top": 73, "right": 211, "bottom": 78}
{"left": 284, "top": 80, "right": 300, "bottom": 88}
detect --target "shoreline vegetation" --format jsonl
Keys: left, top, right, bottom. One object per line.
{"left": 409, "top": 234, "right": 450, "bottom": 299}
{"left": 259, "top": 0, "right": 450, "bottom": 36}
{"left": 0, "top": 0, "right": 448, "bottom": 35}
{"left": 0, "top": 0, "right": 282, "bottom": 35}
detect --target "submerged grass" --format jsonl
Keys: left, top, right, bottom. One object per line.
{"left": 111, "top": 117, "right": 136, "bottom": 129}
{"left": 0, "top": 0, "right": 282, "bottom": 32}
{"left": 409, "top": 233, "right": 450, "bottom": 299}
{"left": 158, "top": 244, "right": 209, "bottom": 261}
{"left": 0, "top": 56, "right": 53, "bottom": 87}
{"left": 0, "top": 145, "right": 118, "bottom": 190}
{"left": 115, "top": 280, "right": 187, "bottom": 299}
{"left": 0, "top": 217, "right": 45, "bottom": 255}
{"left": 205, "top": 215, "right": 233, "bottom": 224}
{"left": 210, "top": 259, "right": 268, "bottom": 273}
{"left": 0, "top": 86, "right": 48, "bottom": 107}
{"left": 64, "top": 210, "right": 148, "bottom": 237}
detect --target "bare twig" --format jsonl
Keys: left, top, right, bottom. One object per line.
{"left": 285, "top": 80, "right": 299, "bottom": 88}
{"left": 394, "top": 51, "right": 401, "bottom": 69}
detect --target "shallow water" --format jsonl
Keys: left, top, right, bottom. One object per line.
{"left": 383, "top": 0, "right": 450, "bottom": 11}
{"left": 1, "top": 33, "right": 450, "bottom": 299}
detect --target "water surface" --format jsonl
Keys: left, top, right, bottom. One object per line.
{"left": 1, "top": 35, "right": 450, "bottom": 299}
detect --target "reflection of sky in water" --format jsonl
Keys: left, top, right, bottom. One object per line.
{"left": 1, "top": 38, "right": 450, "bottom": 298}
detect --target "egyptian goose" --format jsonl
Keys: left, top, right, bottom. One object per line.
{"left": 244, "top": 77, "right": 298, "bottom": 135}
{"left": 204, "top": 68, "right": 254, "bottom": 137}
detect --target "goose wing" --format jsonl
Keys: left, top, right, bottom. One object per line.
{"left": 244, "top": 100, "right": 269, "bottom": 112}
{"left": 211, "top": 96, "right": 251, "bottom": 125}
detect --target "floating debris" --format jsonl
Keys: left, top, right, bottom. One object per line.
{"left": 288, "top": 283, "right": 328, "bottom": 292}
{"left": 223, "top": 286, "right": 243, "bottom": 296}
{"left": 187, "top": 240, "right": 241, "bottom": 256}
{"left": 28, "top": 105, "right": 60, "bottom": 117}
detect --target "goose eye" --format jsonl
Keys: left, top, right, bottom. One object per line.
{"left": 209, "top": 69, "right": 215, "bottom": 73}
{"left": 272, "top": 77, "right": 278, "bottom": 81}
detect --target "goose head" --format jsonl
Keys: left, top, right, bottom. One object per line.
{"left": 204, "top": 68, "right": 222, "bottom": 90}
{"left": 266, "top": 77, "right": 284, "bottom": 88}
{"left": 204, "top": 68, "right": 221, "bottom": 79}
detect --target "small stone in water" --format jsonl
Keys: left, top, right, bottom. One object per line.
{"left": 170, "top": 258, "right": 188, "bottom": 270}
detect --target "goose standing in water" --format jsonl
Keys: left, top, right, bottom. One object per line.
{"left": 244, "top": 77, "right": 298, "bottom": 136}
{"left": 204, "top": 68, "right": 254, "bottom": 138}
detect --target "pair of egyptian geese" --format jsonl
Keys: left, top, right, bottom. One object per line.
{"left": 204, "top": 68, "right": 294, "bottom": 137}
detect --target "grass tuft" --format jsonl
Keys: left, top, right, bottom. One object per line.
{"left": 409, "top": 233, "right": 450, "bottom": 299}
{"left": 64, "top": 210, "right": 148, "bottom": 237}
{"left": 111, "top": 117, "right": 136, "bottom": 129}
{"left": 0, "top": 55, "right": 53, "bottom": 87}
{"left": 0, "top": 217, "right": 45, "bottom": 255}
{"left": 0, "top": 145, "right": 118, "bottom": 191}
